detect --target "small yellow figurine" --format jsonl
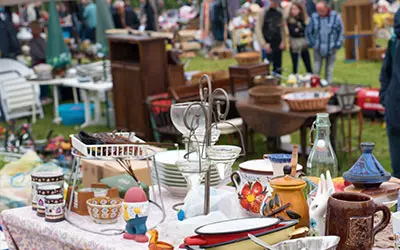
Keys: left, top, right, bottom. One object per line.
{"left": 148, "top": 229, "right": 174, "bottom": 250}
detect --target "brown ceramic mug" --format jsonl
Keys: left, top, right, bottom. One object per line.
{"left": 325, "top": 192, "right": 390, "bottom": 250}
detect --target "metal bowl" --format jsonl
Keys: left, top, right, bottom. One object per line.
{"left": 272, "top": 236, "right": 340, "bottom": 250}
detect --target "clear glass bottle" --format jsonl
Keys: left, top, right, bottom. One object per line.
{"left": 307, "top": 113, "right": 338, "bottom": 179}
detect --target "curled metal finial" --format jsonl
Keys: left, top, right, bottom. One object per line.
{"left": 199, "top": 75, "right": 212, "bottom": 103}
{"left": 212, "top": 88, "right": 230, "bottom": 122}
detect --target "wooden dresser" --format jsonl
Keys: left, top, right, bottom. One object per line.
{"left": 108, "top": 34, "right": 168, "bottom": 140}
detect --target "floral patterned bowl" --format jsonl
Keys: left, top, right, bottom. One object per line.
{"left": 86, "top": 197, "right": 123, "bottom": 224}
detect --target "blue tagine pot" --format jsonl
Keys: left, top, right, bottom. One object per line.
{"left": 343, "top": 142, "right": 391, "bottom": 188}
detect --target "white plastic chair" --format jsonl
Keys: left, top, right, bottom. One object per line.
{"left": 0, "top": 70, "right": 43, "bottom": 123}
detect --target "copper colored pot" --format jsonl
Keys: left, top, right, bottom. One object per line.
{"left": 325, "top": 192, "right": 390, "bottom": 250}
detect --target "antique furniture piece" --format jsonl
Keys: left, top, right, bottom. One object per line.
{"left": 235, "top": 90, "right": 341, "bottom": 166}
{"left": 228, "top": 63, "right": 269, "bottom": 95}
{"left": 108, "top": 34, "right": 168, "bottom": 140}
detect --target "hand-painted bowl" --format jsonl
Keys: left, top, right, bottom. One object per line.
{"left": 86, "top": 197, "right": 123, "bottom": 224}
{"left": 264, "top": 154, "right": 292, "bottom": 177}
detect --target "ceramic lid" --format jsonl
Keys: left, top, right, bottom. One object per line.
{"left": 270, "top": 175, "right": 305, "bottom": 187}
{"left": 239, "top": 159, "right": 302, "bottom": 174}
{"left": 343, "top": 142, "right": 391, "bottom": 184}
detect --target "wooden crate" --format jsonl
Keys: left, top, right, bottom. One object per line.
{"left": 344, "top": 35, "right": 375, "bottom": 61}
{"left": 342, "top": 0, "right": 375, "bottom": 61}
{"left": 342, "top": 0, "right": 374, "bottom": 35}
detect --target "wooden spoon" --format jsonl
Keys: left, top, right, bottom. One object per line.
{"left": 290, "top": 145, "right": 298, "bottom": 177}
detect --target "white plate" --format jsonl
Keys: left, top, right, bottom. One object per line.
{"left": 154, "top": 172, "right": 223, "bottom": 183}
{"left": 195, "top": 217, "right": 280, "bottom": 235}
{"left": 152, "top": 172, "right": 223, "bottom": 185}
{"left": 239, "top": 159, "right": 302, "bottom": 174}
{"left": 153, "top": 174, "right": 222, "bottom": 185}
{"left": 154, "top": 165, "right": 229, "bottom": 178}
{"left": 155, "top": 164, "right": 221, "bottom": 177}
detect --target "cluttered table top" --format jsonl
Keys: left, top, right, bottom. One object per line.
{"left": 0, "top": 185, "right": 395, "bottom": 250}
{"left": 0, "top": 186, "right": 247, "bottom": 250}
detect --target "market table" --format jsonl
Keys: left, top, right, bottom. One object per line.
{"left": 235, "top": 91, "right": 342, "bottom": 166}
{"left": 0, "top": 186, "right": 395, "bottom": 250}
{"left": 62, "top": 79, "right": 113, "bottom": 128}
{"left": 28, "top": 78, "right": 79, "bottom": 124}
{"left": 0, "top": 187, "right": 180, "bottom": 250}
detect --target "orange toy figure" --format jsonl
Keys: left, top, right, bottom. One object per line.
{"left": 148, "top": 229, "right": 174, "bottom": 250}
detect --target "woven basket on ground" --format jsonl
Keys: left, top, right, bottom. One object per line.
{"left": 234, "top": 52, "right": 260, "bottom": 66}
{"left": 249, "top": 85, "right": 284, "bottom": 105}
{"left": 283, "top": 91, "right": 333, "bottom": 111}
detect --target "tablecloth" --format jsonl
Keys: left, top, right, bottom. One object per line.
{"left": 0, "top": 187, "right": 181, "bottom": 250}
{"left": 0, "top": 186, "right": 396, "bottom": 250}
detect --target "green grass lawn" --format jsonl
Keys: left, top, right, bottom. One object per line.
{"left": 1, "top": 46, "right": 389, "bottom": 175}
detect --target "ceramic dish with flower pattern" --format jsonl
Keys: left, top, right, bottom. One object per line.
{"left": 86, "top": 197, "right": 123, "bottom": 224}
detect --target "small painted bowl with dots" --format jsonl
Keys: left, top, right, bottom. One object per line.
{"left": 86, "top": 197, "right": 123, "bottom": 224}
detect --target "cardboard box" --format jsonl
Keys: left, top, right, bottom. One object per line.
{"left": 81, "top": 159, "right": 154, "bottom": 187}
{"left": 81, "top": 146, "right": 165, "bottom": 187}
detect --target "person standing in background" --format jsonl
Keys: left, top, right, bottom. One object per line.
{"left": 287, "top": 2, "right": 312, "bottom": 74}
{"left": 83, "top": 0, "right": 97, "bottom": 42}
{"left": 255, "top": 0, "right": 286, "bottom": 75}
{"left": 380, "top": 9, "right": 400, "bottom": 177}
{"left": 305, "top": 0, "right": 316, "bottom": 16}
{"left": 0, "top": 7, "right": 20, "bottom": 59}
{"left": 29, "top": 20, "right": 49, "bottom": 102}
{"left": 305, "top": 1, "right": 343, "bottom": 84}
{"left": 113, "top": 1, "right": 127, "bottom": 28}
{"left": 210, "top": 0, "right": 229, "bottom": 46}
{"left": 140, "top": 0, "right": 163, "bottom": 31}
{"left": 124, "top": 0, "right": 140, "bottom": 29}
{"left": 29, "top": 21, "right": 46, "bottom": 66}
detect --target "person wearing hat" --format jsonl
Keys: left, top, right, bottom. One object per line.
{"left": 255, "top": 0, "right": 286, "bottom": 75}
{"left": 305, "top": 1, "right": 343, "bottom": 84}
{"left": 380, "top": 9, "right": 400, "bottom": 177}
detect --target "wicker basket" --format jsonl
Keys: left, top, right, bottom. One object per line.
{"left": 235, "top": 52, "right": 260, "bottom": 66}
{"left": 283, "top": 86, "right": 332, "bottom": 94}
{"left": 283, "top": 91, "right": 333, "bottom": 111}
{"left": 249, "top": 85, "right": 284, "bottom": 105}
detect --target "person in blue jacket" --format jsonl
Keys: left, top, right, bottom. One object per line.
{"left": 379, "top": 9, "right": 400, "bottom": 177}
{"left": 305, "top": 1, "right": 343, "bottom": 84}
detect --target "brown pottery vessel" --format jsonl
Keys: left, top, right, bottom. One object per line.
{"left": 325, "top": 192, "right": 390, "bottom": 250}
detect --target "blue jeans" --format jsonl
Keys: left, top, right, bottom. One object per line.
{"left": 40, "top": 85, "right": 49, "bottom": 100}
{"left": 387, "top": 124, "right": 400, "bottom": 178}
